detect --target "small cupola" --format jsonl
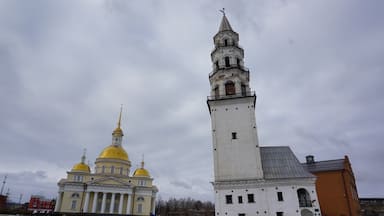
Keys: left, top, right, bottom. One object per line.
{"left": 71, "top": 150, "right": 91, "bottom": 173}
{"left": 133, "top": 158, "right": 150, "bottom": 178}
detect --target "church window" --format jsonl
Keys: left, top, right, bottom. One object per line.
{"left": 111, "top": 166, "right": 115, "bottom": 174}
{"left": 137, "top": 203, "right": 143, "bottom": 213}
{"left": 71, "top": 200, "right": 77, "bottom": 210}
{"left": 215, "top": 61, "right": 219, "bottom": 69}
{"left": 225, "top": 81, "right": 235, "bottom": 95}
{"left": 237, "top": 58, "right": 240, "bottom": 66}
{"left": 276, "top": 212, "right": 283, "bottom": 216}
{"left": 297, "top": 189, "right": 312, "bottom": 207}
{"left": 214, "top": 86, "right": 219, "bottom": 98}
{"left": 120, "top": 167, "right": 123, "bottom": 175}
{"left": 241, "top": 84, "right": 246, "bottom": 96}
{"left": 238, "top": 196, "right": 243, "bottom": 204}
{"left": 102, "top": 166, "right": 105, "bottom": 173}
{"left": 277, "top": 192, "right": 283, "bottom": 201}
{"left": 71, "top": 193, "right": 80, "bottom": 198}
{"left": 225, "top": 195, "right": 233, "bottom": 204}
{"left": 225, "top": 57, "right": 230, "bottom": 67}
{"left": 232, "top": 132, "right": 237, "bottom": 139}
{"left": 224, "top": 39, "right": 228, "bottom": 46}
{"left": 139, "top": 180, "right": 146, "bottom": 186}
{"left": 247, "top": 194, "right": 255, "bottom": 203}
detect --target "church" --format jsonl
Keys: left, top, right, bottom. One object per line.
{"left": 54, "top": 110, "right": 158, "bottom": 215}
{"left": 207, "top": 14, "right": 322, "bottom": 216}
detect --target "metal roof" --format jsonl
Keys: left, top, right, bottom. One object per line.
{"left": 302, "top": 159, "right": 345, "bottom": 173}
{"left": 219, "top": 15, "right": 233, "bottom": 32}
{"left": 260, "top": 146, "right": 314, "bottom": 179}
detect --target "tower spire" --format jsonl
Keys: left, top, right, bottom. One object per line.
{"left": 218, "top": 9, "right": 233, "bottom": 32}
{"left": 81, "top": 148, "right": 86, "bottom": 164}
{"left": 112, "top": 105, "right": 124, "bottom": 137}
{"left": 117, "top": 104, "right": 123, "bottom": 129}
{"left": 141, "top": 154, "right": 145, "bottom": 168}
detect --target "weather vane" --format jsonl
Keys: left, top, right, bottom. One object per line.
{"left": 219, "top": 8, "right": 225, "bottom": 16}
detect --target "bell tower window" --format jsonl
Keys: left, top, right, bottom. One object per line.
{"left": 241, "top": 84, "right": 246, "bottom": 96}
{"left": 225, "top": 57, "right": 230, "bottom": 67}
{"left": 225, "top": 81, "right": 236, "bottom": 95}
{"left": 224, "top": 39, "right": 228, "bottom": 46}
{"left": 215, "top": 61, "right": 219, "bottom": 69}
{"left": 237, "top": 58, "right": 240, "bottom": 66}
{"left": 214, "top": 86, "right": 219, "bottom": 98}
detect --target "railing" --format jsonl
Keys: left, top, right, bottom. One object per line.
{"left": 207, "top": 91, "right": 255, "bottom": 100}
{"left": 209, "top": 66, "right": 249, "bottom": 77}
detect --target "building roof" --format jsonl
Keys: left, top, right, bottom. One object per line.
{"left": 302, "top": 158, "right": 345, "bottom": 172}
{"left": 260, "top": 146, "right": 314, "bottom": 179}
{"left": 218, "top": 15, "right": 233, "bottom": 32}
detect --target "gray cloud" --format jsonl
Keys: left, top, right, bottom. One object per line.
{"left": 0, "top": 0, "right": 383, "bottom": 203}
{"left": 170, "top": 180, "right": 192, "bottom": 190}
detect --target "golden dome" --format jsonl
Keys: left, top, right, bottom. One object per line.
{"left": 133, "top": 168, "right": 150, "bottom": 177}
{"left": 72, "top": 162, "right": 90, "bottom": 173}
{"left": 99, "top": 145, "right": 129, "bottom": 161}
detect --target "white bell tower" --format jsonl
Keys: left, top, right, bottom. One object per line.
{"left": 207, "top": 14, "right": 264, "bottom": 182}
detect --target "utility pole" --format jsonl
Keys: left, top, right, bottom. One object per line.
{"left": 0, "top": 175, "right": 7, "bottom": 195}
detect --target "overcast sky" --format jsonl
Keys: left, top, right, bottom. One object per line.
{"left": 1, "top": 0, "right": 383, "bottom": 203}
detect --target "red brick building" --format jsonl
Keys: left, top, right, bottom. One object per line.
{"left": 302, "top": 155, "right": 361, "bottom": 216}
{"left": 28, "top": 195, "right": 55, "bottom": 214}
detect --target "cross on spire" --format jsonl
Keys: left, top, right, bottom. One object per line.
{"left": 219, "top": 8, "right": 225, "bottom": 16}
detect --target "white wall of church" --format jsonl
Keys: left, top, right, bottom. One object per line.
{"left": 209, "top": 97, "right": 263, "bottom": 181}
{"left": 215, "top": 183, "right": 321, "bottom": 216}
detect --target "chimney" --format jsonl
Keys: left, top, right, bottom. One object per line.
{"left": 306, "top": 155, "right": 315, "bottom": 164}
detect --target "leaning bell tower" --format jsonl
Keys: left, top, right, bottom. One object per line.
{"left": 207, "top": 14, "right": 264, "bottom": 182}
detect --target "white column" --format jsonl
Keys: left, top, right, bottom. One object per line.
{"left": 83, "top": 192, "right": 90, "bottom": 212}
{"left": 151, "top": 197, "right": 156, "bottom": 215}
{"left": 54, "top": 192, "right": 62, "bottom": 212}
{"left": 92, "top": 192, "right": 98, "bottom": 213}
{"left": 235, "top": 80, "right": 241, "bottom": 95}
{"left": 118, "top": 193, "right": 124, "bottom": 214}
{"left": 110, "top": 193, "right": 116, "bottom": 214}
{"left": 101, "top": 192, "right": 107, "bottom": 213}
{"left": 126, "top": 194, "right": 132, "bottom": 214}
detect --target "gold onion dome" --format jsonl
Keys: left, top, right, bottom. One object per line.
{"left": 72, "top": 150, "right": 90, "bottom": 173}
{"left": 99, "top": 145, "right": 129, "bottom": 161}
{"left": 72, "top": 163, "right": 90, "bottom": 173}
{"left": 133, "top": 160, "right": 150, "bottom": 177}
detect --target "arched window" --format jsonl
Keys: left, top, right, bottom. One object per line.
{"left": 237, "top": 58, "right": 241, "bottom": 66}
{"left": 214, "top": 86, "right": 219, "bottom": 98}
{"left": 71, "top": 193, "right": 80, "bottom": 198}
{"left": 120, "top": 167, "right": 123, "bottom": 175}
{"left": 241, "top": 84, "right": 246, "bottom": 96}
{"left": 102, "top": 166, "right": 105, "bottom": 173}
{"left": 225, "top": 81, "right": 236, "bottom": 96}
{"left": 225, "top": 57, "right": 230, "bottom": 67}
{"left": 215, "top": 61, "right": 219, "bottom": 69}
{"left": 297, "top": 188, "right": 312, "bottom": 207}
{"left": 111, "top": 166, "right": 114, "bottom": 174}
{"left": 224, "top": 39, "right": 228, "bottom": 46}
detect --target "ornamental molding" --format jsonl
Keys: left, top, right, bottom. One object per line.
{"left": 86, "top": 185, "right": 132, "bottom": 194}
{"left": 212, "top": 177, "right": 316, "bottom": 190}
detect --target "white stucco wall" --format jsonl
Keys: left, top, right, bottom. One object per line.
{"left": 208, "top": 96, "right": 263, "bottom": 181}
{"left": 214, "top": 179, "right": 321, "bottom": 216}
